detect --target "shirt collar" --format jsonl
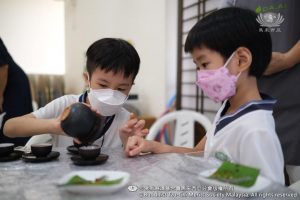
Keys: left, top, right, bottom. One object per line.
{"left": 214, "top": 93, "right": 276, "bottom": 135}
{"left": 78, "top": 91, "right": 88, "bottom": 103}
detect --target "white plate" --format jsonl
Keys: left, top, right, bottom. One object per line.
{"left": 57, "top": 170, "right": 130, "bottom": 195}
{"left": 198, "top": 169, "right": 271, "bottom": 193}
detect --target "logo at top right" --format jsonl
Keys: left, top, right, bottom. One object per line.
{"left": 256, "top": 12, "right": 285, "bottom": 28}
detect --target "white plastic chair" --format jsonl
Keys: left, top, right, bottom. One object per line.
{"left": 146, "top": 110, "right": 212, "bottom": 148}
{"left": 289, "top": 180, "right": 300, "bottom": 194}
{"left": 25, "top": 134, "right": 52, "bottom": 147}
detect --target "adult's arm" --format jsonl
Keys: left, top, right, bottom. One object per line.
{"left": 264, "top": 40, "right": 300, "bottom": 75}
{"left": 0, "top": 64, "right": 8, "bottom": 113}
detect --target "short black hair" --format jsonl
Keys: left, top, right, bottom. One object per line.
{"left": 86, "top": 38, "right": 140, "bottom": 82}
{"left": 184, "top": 7, "right": 272, "bottom": 78}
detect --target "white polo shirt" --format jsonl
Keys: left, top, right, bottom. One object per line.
{"left": 204, "top": 96, "right": 284, "bottom": 184}
{"left": 32, "top": 92, "right": 130, "bottom": 148}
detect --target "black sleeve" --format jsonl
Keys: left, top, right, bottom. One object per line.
{"left": 0, "top": 38, "right": 9, "bottom": 66}
{"left": 0, "top": 57, "right": 7, "bottom": 66}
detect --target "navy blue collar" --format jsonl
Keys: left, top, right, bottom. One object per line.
{"left": 78, "top": 91, "right": 88, "bottom": 103}
{"left": 214, "top": 94, "right": 276, "bottom": 135}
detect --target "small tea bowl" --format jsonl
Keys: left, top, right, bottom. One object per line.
{"left": 78, "top": 145, "right": 101, "bottom": 160}
{"left": 0, "top": 143, "right": 14, "bottom": 157}
{"left": 31, "top": 143, "right": 52, "bottom": 157}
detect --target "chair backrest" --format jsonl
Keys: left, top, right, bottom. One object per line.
{"left": 25, "top": 134, "right": 52, "bottom": 148}
{"left": 25, "top": 134, "right": 75, "bottom": 148}
{"left": 146, "top": 110, "right": 212, "bottom": 148}
{"left": 289, "top": 180, "right": 300, "bottom": 194}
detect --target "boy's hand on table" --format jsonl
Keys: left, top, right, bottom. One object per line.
{"left": 125, "top": 135, "right": 152, "bottom": 157}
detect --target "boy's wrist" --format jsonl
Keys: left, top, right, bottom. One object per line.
{"left": 148, "top": 140, "right": 165, "bottom": 154}
{"left": 143, "top": 139, "right": 153, "bottom": 153}
{"left": 49, "top": 119, "right": 63, "bottom": 135}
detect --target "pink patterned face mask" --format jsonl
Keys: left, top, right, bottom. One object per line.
{"left": 195, "top": 52, "right": 239, "bottom": 103}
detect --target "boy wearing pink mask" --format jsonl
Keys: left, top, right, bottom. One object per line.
{"left": 124, "top": 7, "right": 284, "bottom": 184}
{"left": 4, "top": 38, "right": 147, "bottom": 148}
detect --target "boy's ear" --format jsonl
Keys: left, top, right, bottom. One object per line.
{"left": 83, "top": 71, "right": 89, "bottom": 85}
{"left": 236, "top": 47, "right": 252, "bottom": 72}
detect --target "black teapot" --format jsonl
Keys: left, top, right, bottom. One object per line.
{"left": 60, "top": 103, "right": 102, "bottom": 144}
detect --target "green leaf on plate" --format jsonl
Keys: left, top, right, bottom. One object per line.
{"left": 208, "top": 161, "right": 260, "bottom": 188}
{"left": 65, "top": 175, "right": 88, "bottom": 185}
{"left": 61, "top": 175, "right": 123, "bottom": 186}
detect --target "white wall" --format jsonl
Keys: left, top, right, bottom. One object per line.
{"left": 0, "top": 0, "right": 178, "bottom": 117}
{"left": 64, "top": 0, "right": 167, "bottom": 117}
{"left": 0, "top": 0, "right": 65, "bottom": 75}
{"left": 165, "top": 0, "right": 178, "bottom": 104}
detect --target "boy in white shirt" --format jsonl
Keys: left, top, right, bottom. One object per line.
{"left": 123, "top": 8, "right": 284, "bottom": 184}
{"left": 4, "top": 38, "right": 147, "bottom": 148}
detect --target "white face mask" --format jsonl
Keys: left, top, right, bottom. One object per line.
{"left": 88, "top": 88, "right": 128, "bottom": 116}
